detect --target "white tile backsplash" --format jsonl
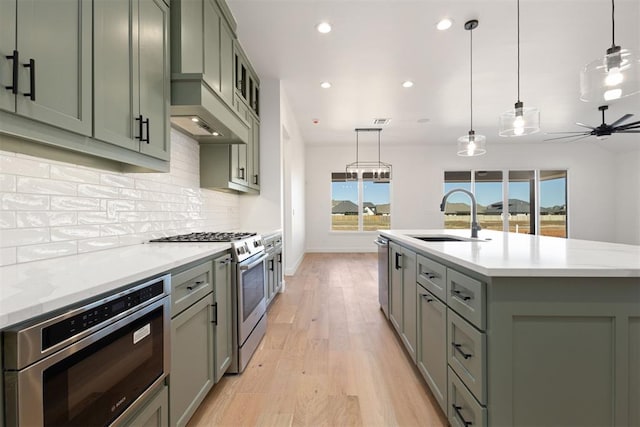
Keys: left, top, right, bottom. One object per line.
{"left": 0, "top": 130, "right": 240, "bottom": 265}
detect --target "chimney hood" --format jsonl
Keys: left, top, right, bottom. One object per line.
{"left": 170, "top": 73, "right": 249, "bottom": 145}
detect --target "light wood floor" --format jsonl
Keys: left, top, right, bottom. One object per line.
{"left": 187, "top": 253, "right": 448, "bottom": 427}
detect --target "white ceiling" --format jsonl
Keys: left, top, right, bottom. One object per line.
{"left": 226, "top": 0, "right": 640, "bottom": 152}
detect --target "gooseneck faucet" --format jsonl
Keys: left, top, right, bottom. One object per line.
{"left": 440, "top": 188, "right": 481, "bottom": 238}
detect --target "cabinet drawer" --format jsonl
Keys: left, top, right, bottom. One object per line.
{"left": 446, "top": 269, "right": 485, "bottom": 330}
{"left": 448, "top": 367, "right": 487, "bottom": 427}
{"left": 417, "top": 254, "right": 446, "bottom": 301}
{"left": 448, "top": 309, "right": 486, "bottom": 404}
{"left": 171, "top": 261, "right": 214, "bottom": 317}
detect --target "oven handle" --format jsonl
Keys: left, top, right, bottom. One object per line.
{"left": 239, "top": 254, "right": 268, "bottom": 271}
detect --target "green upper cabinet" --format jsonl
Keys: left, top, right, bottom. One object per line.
{"left": 1, "top": 0, "right": 92, "bottom": 136}
{"left": 94, "top": 0, "right": 170, "bottom": 161}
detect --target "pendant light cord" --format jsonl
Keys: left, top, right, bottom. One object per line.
{"left": 517, "top": 0, "right": 521, "bottom": 102}
{"left": 611, "top": 0, "right": 616, "bottom": 47}
{"left": 470, "top": 25, "right": 473, "bottom": 131}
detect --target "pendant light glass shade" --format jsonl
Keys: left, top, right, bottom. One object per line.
{"left": 457, "top": 131, "right": 486, "bottom": 157}
{"left": 458, "top": 20, "right": 486, "bottom": 157}
{"left": 579, "top": 0, "right": 640, "bottom": 102}
{"left": 499, "top": 0, "right": 540, "bottom": 137}
{"left": 580, "top": 47, "right": 640, "bottom": 102}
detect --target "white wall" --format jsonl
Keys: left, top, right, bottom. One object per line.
{"left": 281, "top": 86, "right": 306, "bottom": 275}
{"left": 0, "top": 130, "right": 240, "bottom": 266}
{"left": 305, "top": 139, "right": 628, "bottom": 252}
{"left": 615, "top": 149, "right": 640, "bottom": 245}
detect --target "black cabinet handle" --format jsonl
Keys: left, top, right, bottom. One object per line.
{"left": 452, "top": 289, "right": 472, "bottom": 301}
{"left": 5, "top": 50, "right": 18, "bottom": 94}
{"left": 23, "top": 58, "right": 35, "bottom": 101}
{"left": 452, "top": 343, "right": 473, "bottom": 360}
{"left": 394, "top": 252, "right": 402, "bottom": 270}
{"left": 211, "top": 302, "right": 218, "bottom": 325}
{"left": 135, "top": 115, "right": 144, "bottom": 141}
{"left": 268, "top": 259, "right": 274, "bottom": 271}
{"left": 426, "top": 273, "right": 437, "bottom": 280}
{"left": 422, "top": 294, "right": 434, "bottom": 302}
{"left": 143, "top": 117, "right": 150, "bottom": 144}
{"left": 239, "top": 167, "right": 245, "bottom": 180}
{"left": 277, "top": 253, "right": 281, "bottom": 263}
{"left": 219, "top": 258, "right": 232, "bottom": 265}
{"left": 253, "top": 174, "right": 259, "bottom": 185}
{"left": 452, "top": 404, "right": 473, "bottom": 426}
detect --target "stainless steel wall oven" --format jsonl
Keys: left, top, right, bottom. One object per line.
{"left": 3, "top": 274, "right": 171, "bottom": 427}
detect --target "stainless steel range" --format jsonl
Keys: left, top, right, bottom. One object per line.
{"left": 150, "top": 232, "right": 267, "bottom": 373}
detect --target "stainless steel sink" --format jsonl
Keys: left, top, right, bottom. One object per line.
{"left": 412, "top": 236, "right": 467, "bottom": 242}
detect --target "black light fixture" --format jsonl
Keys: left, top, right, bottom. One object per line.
{"left": 580, "top": 0, "right": 640, "bottom": 102}
{"left": 457, "top": 20, "right": 486, "bottom": 156}
{"left": 345, "top": 128, "right": 392, "bottom": 182}
{"left": 499, "top": 0, "right": 540, "bottom": 137}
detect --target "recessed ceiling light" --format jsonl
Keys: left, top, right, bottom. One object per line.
{"left": 316, "top": 22, "right": 332, "bottom": 34}
{"left": 320, "top": 81, "right": 332, "bottom": 89}
{"left": 402, "top": 80, "right": 414, "bottom": 88}
{"left": 436, "top": 18, "right": 453, "bottom": 31}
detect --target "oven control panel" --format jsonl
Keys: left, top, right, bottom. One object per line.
{"left": 41, "top": 280, "right": 165, "bottom": 351}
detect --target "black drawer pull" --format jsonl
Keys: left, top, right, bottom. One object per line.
{"left": 422, "top": 295, "right": 434, "bottom": 302}
{"left": 23, "top": 59, "right": 35, "bottom": 101}
{"left": 253, "top": 174, "right": 259, "bottom": 185}
{"left": 453, "top": 343, "right": 473, "bottom": 359}
{"left": 211, "top": 302, "right": 218, "bottom": 325}
{"left": 426, "top": 273, "right": 437, "bottom": 280}
{"left": 186, "top": 280, "right": 205, "bottom": 291}
{"left": 394, "top": 252, "right": 402, "bottom": 270}
{"left": 452, "top": 289, "right": 472, "bottom": 301}
{"left": 239, "top": 167, "right": 245, "bottom": 180}
{"left": 268, "top": 259, "right": 274, "bottom": 271}
{"left": 5, "top": 50, "right": 18, "bottom": 94}
{"left": 452, "top": 404, "right": 473, "bottom": 426}
{"left": 143, "top": 117, "right": 150, "bottom": 144}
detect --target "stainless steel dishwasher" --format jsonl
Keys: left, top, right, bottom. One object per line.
{"left": 374, "top": 236, "right": 390, "bottom": 318}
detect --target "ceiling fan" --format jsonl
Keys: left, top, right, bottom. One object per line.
{"left": 545, "top": 105, "right": 640, "bottom": 142}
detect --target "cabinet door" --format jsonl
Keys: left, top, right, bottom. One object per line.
{"left": 389, "top": 242, "right": 403, "bottom": 333}
{"left": 93, "top": 0, "right": 138, "bottom": 150}
{"left": 219, "top": 19, "right": 234, "bottom": 106}
{"left": 16, "top": 0, "right": 92, "bottom": 135}
{"left": 401, "top": 248, "right": 417, "bottom": 362}
{"left": 138, "top": 0, "right": 170, "bottom": 160}
{"left": 0, "top": 0, "right": 16, "bottom": 112}
{"left": 417, "top": 286, "right": 447, "bottom": 413}
{"left": 248, "top": 116, "right": 260, "bottom": 190}
{"left": 231, "top": 142, "right": 248, "bottom": 186}
{"left": 203, "top": 0, "right": 221, "bottom": 93}
{"left": 170, "top": 294, "right": 215, "bottom": 427}
{"left": 213, "top": 254, "right": 233, "bottom": 383}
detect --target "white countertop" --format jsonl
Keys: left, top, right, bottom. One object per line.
{"left": 0, "top": 242, "right": 230, "bottom": 329}
{"left": 380, "top": 229, "right": 640, "bottom": 278}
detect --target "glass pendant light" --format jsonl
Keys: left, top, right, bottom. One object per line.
{"left": 458, "top": 20, "right": 486, "bottom": 157}
{"left": 499, "top": 0, "right": 540, "bottom": 137}
{"left": 580, "top": 0, "right": 640, "bottom": 102}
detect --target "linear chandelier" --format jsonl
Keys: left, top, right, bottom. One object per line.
{"left": 345, "top": 128, "right": 392, "bottom": 182}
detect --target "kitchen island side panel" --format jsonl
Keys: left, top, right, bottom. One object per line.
{"left": 487, "top": 277, "right": 640, "bottom": 426}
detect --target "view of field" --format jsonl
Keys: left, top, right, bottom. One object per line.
{"left": 331, "top": 215, "right": 390, "bottom": 231}
{"left": 445, "top": 214, "right": 567, "bottom": 238}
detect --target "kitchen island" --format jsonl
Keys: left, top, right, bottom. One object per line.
{"left": 379, "top": 229, "right": 640, "bottom": 427}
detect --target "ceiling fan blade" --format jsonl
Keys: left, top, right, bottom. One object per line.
{"left": 544, "top": 133, "right": 590, "bottom": 141}
{"left": 576, "top": 122, "right": 596, "bottom": 130}
{"left": 616, "top": 120, "right": 640, "bottom": 129}
{"left": 609, "top": 114, "right": 634, "bottom": 128}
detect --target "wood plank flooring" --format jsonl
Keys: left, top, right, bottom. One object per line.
{"left": 187, "top": 253, "right": 447, "bottom": 427}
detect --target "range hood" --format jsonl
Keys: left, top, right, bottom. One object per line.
{"left": 170, "top": 73, "right": 249, "bottom": 145}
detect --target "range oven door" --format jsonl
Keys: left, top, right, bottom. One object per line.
{"left": 237, "top": 254, "right": 267, "bottom": 346}
{"left": 4, "top": 296, "right": 170, "bottom": 427}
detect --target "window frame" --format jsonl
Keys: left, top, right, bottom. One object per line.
{"left": 330, "top": 172, "right": 391, "bottom": 233}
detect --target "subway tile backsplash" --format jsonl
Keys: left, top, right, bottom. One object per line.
{"left": 0, "top": 130, "right": 240, "bottom": 266}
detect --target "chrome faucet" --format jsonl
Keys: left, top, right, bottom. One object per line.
{"left": 440, "top": 188, "right": 481, "bottom": 238}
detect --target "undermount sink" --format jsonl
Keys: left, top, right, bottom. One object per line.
{"left": 409, "top": 235, "right": 489, "bottom": 243}
{"left": 412, "top": 236, "right": 467, "bottom": 242}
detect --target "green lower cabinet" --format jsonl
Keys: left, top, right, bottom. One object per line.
{"left": 122, "top": 385, "right": 169, "bottom": 427}
{"left": 170, "top": 293, "right": 215, "bottom": 427}
{"left": 213, "top": 253, "right": 233, "bottom": 383}
{"left": 416, "top": 285, "right": 447, "bottom": 413}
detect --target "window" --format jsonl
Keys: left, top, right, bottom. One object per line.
{"left": 331, "top": 172, "right": 390, "bottom": 231}
{"left": 443, "top": 170, "right": 568, "bottom": 237}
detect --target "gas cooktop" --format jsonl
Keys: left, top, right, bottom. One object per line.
{"left": 149, "top": 232, "right": 257, "bottom": 243}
